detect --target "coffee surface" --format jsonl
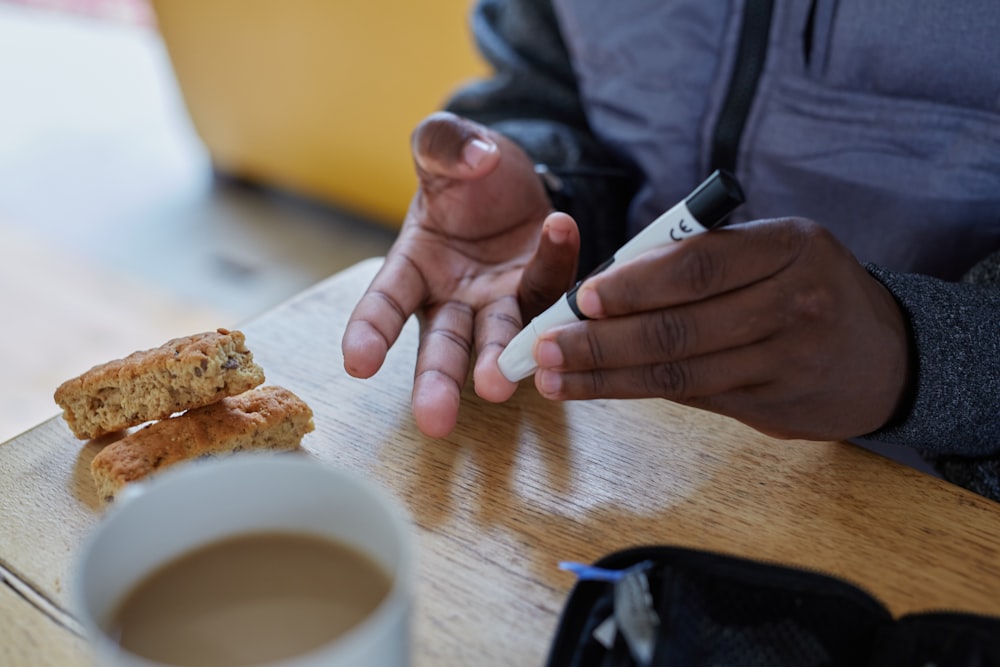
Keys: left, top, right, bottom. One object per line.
{"left": 108, "top": 532, "right": 392, "bottom": 666}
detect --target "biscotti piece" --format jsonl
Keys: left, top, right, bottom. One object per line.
{"left": 90, "top": 385, "right": 315, "bottom": 501}
{"left": 54, "top": 328, "right": 265, "bottom": 439}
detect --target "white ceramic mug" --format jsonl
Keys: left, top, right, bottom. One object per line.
{"left": 74, "top": 454, "right": 413, "bottom": 667}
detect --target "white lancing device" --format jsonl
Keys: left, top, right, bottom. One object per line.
{"left": 497, "top": 169, "right": 745, "bottom": 383}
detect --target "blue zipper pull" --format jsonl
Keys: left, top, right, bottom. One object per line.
{"left": 560, "top": 560, "right": 661, "bottom": 666}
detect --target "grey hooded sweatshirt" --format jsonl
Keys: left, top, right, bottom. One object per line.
{"left": 446, "top": 0, "right": 1000, "bottom": 499}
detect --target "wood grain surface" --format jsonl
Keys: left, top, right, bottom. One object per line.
{"left": 2, "top": 257, "right": 1000, "bottom": 666}
{"left": 0, "top": 573, "right": 87, "bottom": 667}
{"left": 0, "top": 226, "right": 229, "bottom": 444}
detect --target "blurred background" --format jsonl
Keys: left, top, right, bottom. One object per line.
{"left": 0, "top": 0, "right": 483, "bottom": 441}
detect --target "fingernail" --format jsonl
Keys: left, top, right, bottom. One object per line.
{"left": 537, "top": 369, "right": 562, "bottom": 395}
{"left": 545, "top": 221, "right": 571, "bottom": 245}
{"left": 535, "top": 339, "right": 564, "bottom": 368}
{"left": 462, "top": 138, "right": 495, "bottom": 168}
{"left": 576, "top": 286, "right": 603, "bottom": 318}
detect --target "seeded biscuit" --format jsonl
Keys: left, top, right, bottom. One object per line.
{"left": 90, "top": 385, "right": 315, "bottom": 501}
{"left": 54, "top": 328, "right": 265, "bottom": 440}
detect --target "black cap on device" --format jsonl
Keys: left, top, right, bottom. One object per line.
{"left": 684, "top": 169, "right": 746, "bottom": 228}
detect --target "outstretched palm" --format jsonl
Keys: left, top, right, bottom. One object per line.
{"left": 342, "top": 113, "right": 577, "bottom": 437}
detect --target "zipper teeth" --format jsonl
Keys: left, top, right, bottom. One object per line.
{"left": 710, "top": 0, "right": 776, "bottom": 174}
{"left": 606, "top": 547, "right": 1000, "bottom": 623}
{"left": 600, "top": 545, "right": 891, "bottom": 613}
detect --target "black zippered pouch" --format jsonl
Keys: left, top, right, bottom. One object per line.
{"left": 546, "top": 546, "right": 1000, "bottom": 667}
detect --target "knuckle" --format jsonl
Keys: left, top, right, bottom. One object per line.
{"left": 484, "top": 309, "right": 522, "bottom": 333}
{"left": 370, "top": 289, "right": 408, "bottom": 328}
{"left": 770, "top": 220, "right": 843, "bottom": 327}
{"left": 588, "top": 368, "right": 610, "bottom": 396}
{"left": 796, "top": 216, "right": 834, "bottom": 243}
{"left": 584, "top": 328, "right": 607, "bottom": 368}
{"left": 790, "top": 283, "right": 836, "bottom": 323}
{"left": 645, "top": 361, "right": 691, "bottom": 397}
{"left": 420, "top": 301, "right": 473, "bottom": 356}
{"left": 775, "top": 275, "right": 837, "bottom": 330}
{"left": 645, "top": 310, "right": 690, "bottom": 359}
{"left": 677, "top": 243, "right": 721, "bottom": 296}
{"left": 786, "top": 217, "right": 842, "bottom": 265}
{"left": 757, "top": 216, "right": 825, "bottom": 269}
{"left": 421, "top": 320, "right": 471, "bottom": 355}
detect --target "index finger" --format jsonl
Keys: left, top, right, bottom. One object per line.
{"left": 342, "top": 252, "right": 428, "bottom": 378}
{"left": 575, "top": 218, "right": 809, "bottom": 318}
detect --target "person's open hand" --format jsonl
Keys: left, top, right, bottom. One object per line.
{"left": 531, "top": 217, "right": 912, "bottom": 441}
{"left": 342, "top": 112, "right": 579, "bottom": 437}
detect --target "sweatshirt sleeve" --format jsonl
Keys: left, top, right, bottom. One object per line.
{"left": 865, "top": 251, "right": 1000, "bottom": 499}
{"left": 444, "top": 0, "right": 639, "bottom": 275}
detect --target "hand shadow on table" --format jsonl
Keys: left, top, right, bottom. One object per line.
{"left": 391, "top": 384, "right": 993, "bottom": 607}
{"left": 402, "top": 382, "right": 573, "bottom": 532}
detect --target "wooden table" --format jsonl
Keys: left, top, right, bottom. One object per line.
{"left": 3, "top": 258, "right": 1000, "bottom": 666}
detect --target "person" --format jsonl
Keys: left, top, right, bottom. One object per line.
{"left": 342, "top": 0, "right": 1000, "bottom": 499}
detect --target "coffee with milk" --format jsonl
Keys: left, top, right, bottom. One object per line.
{"left": 107, "top": 532, "right": 392, "bottom": 667}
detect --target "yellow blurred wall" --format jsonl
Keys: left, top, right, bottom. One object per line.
{"left": 151, "top": 1, "right": 486, "bottom": 227}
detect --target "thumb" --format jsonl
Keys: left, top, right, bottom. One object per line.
{"left": 411, "top": 111, "right": 500, "bottom": 181}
